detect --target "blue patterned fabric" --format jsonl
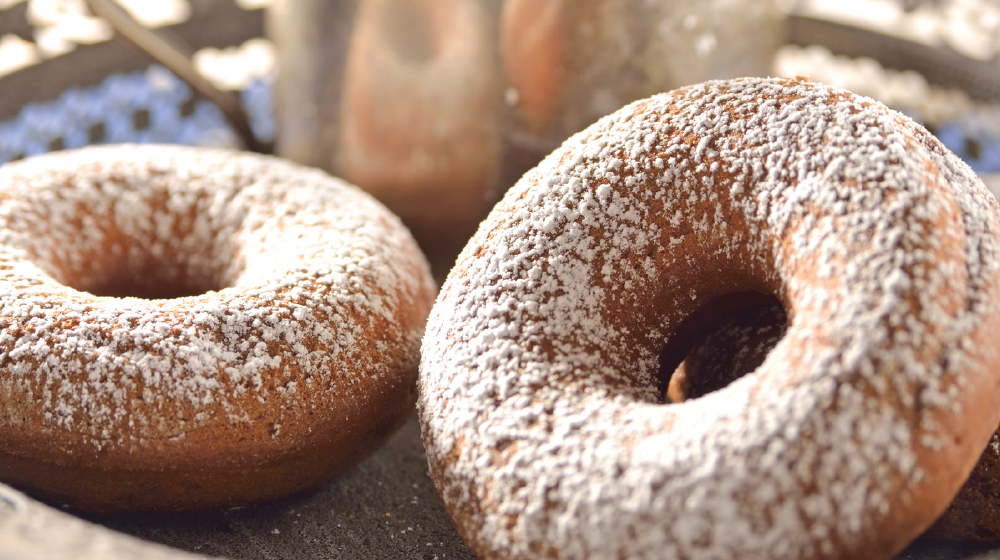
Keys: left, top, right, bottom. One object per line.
{"left": 0, "top": 64, "right": 275, "bottom": 164}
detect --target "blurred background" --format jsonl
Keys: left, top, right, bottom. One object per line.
{"left": 1, "top": 0, "right": 999, "bottom": 275}
{"left": 2, "top": 1, "right": 1000, "bottom": 559}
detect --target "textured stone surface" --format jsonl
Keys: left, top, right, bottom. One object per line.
{"left": 2, "top": 416, "right": 474, "bottom": 560}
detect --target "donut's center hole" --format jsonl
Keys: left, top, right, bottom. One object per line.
{"left": 656, "top": 292, "right": 787, "bottom": 402}
{"left": 381, "top": 0, "right": 437, "bottom": 63}
{"left": 68, "top": 245, "right": 229, "bottom": 300}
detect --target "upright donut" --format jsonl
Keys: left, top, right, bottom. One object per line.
{"left": 340, "top": 0, "right": 500, "bottom": 267}
{"left": 0, "top": 145, "right": 436, "bottom": 512}
{"left": 418, "top": 77, "right": 1000, "bottom": 559}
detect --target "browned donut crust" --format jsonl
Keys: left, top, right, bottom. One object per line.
{"left": 0, "top": 145, "right": 436, "bottom": 512}
{"left": 500, "top": 0, "right": 580, "bottom": 133}
{"left": 927, "top": 434, "right": 1000, "bottom": 541}
{"left": 418, "top": 77, "right": 1000, "bottom": 560}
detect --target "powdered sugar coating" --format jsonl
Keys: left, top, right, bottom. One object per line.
{"left": 0, "top": 145, "right": 435, "bottom": 508}
{"left": 418, "top": 78, "right": 1000, "bottom": 559}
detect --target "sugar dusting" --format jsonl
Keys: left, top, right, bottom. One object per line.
{"left": 418, "top": 77, "right": 1000, "bottom": 559}
{"left": 0, "top": 145, "right": 434, "bottom": 456}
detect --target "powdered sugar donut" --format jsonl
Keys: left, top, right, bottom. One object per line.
{"left": 664, "top": 297, "right": 1000, "bottom": 543}
{"left": 0, "top": 145, "right": 436, "bottom": 512}
{"left": 418, "top": 77, "right": 1000, "bottom": 559}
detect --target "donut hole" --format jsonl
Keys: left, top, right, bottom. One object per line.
{"left": 50, "top": 226, "right": 234, "bottom": 300}
{"left": 379, "top": 0, "right": 437, "bottom": 63}
{"left": 79, "top": 264, "right": 226, "bottom": 300}
{"left": 18, "top": 185, "right": 242, "bottom": 300}
{"left": 656, "top": 292, "right": 787, "bottom": 402}
{"left": 70, "top": 247, "right": 230, "bottom": 300}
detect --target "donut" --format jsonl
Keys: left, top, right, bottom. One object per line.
{"left": 418, "top": 77, "right": 1000, "bottom": 559}
{"left": 0, "top": 145, "right": 436, "bottom": 512}
{"left": 339, "top": 0, "right": 500, "bottom": 269}
{"left": 499, "top": 0, "right": 623, "bottom": 136}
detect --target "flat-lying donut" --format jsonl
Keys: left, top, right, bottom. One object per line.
{"left": 418, "top": 77, "right": 1000, "bottom": 559}
{"left": 0, "top": 145, "right": 436, "bottom": 512}
{"left": 340, "top": 0, "right": 500, "bottom": 267}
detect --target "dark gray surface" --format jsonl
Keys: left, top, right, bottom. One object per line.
{"left": 69, "top": 416, "right": 473, "bottom": 560}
